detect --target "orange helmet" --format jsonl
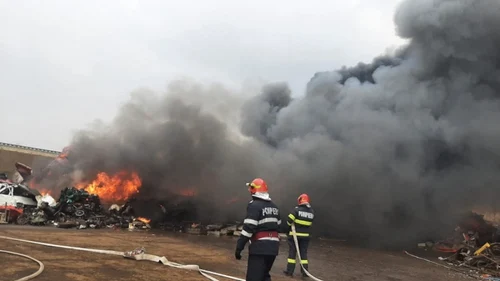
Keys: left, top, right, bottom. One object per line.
{"left": 298, "top": 193, "right": 310, "bottom": 205}
{"left": 246, "top": 178, "right": 268, "bottom": 194}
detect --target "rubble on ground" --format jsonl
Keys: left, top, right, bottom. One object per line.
{"left": 0, "top": 164, "right": 278, "bottom": 238}
{"left": 147, "top": 198, "right": 248, "bottom": 237}
{"left": 438, "top": 242, "right": 500, "bottom": 278}
{"left": 419, "top": 212, "right": 499, "bottom": 253}
{"left": 1, "top": 182, "right": 245, "bottom": 236}
{"left": 157, "top": 221, "right": 245, "bottom": 237}
{"left": 14, "top": 186, "right": 150, "bottom": 230}
{"left": 418, "top": 212, "right": 500, "bottom": 277}
{"left": 1, "top": 162, "right": 273, "bottom": 239}
{"left": 6, "top": 185, "right": 247, "bottom": 236}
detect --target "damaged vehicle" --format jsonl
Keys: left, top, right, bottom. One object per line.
{"left": 0, "top": 182, "right": 40, "bottom": 223}
{"left": 17, "top": 186, "right": 104, "bottom": 227}
{"left": 0, "top": 162, "right": 40, "bottom": 223}
{"left": 0, "top": 182, "right": 38, "bottom": 208}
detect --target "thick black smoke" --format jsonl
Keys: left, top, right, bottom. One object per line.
{"left": 48, "top": 0, "right": 500, "bottom": 248}
{"left": 240, "top": 82, "right": 292, "bottom": 147}
{"left": 64, "top": 82, "right": 275, "bottom": 223}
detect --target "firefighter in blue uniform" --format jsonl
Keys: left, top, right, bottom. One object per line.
{"left": 235, "top": 178, "right": 281, "bottom": 281}
{"left": 283, "top": 193, "right": 314, "bottom": 277}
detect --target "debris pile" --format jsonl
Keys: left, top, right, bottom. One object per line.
{"left": 417, "top": 212, "right": 500, "bottom": 277}
{"left": 206, "top": 224, "right": 239, "bottom": 237}
{"left": 1, "top": 163, "right": 249, "bottom": 236}
{"left": 16, "top": 186, "right": 150, "bottom": 230}
{"left": 420, "top": 212, "right": 499, "bottom": 253}
{"left": 438, "top": 242, "right": 500, "bottom": 278}
{"left": 181, "top": 222, "right": 291, "bottom": 239}
{"left": 145, "top": 198, "right": 244, "bottom": 236}
{"left": 157, "top": 221, "right": 244, "bottom": 237}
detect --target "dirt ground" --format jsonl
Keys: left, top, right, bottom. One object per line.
{"left": 0, "top": 225, "right": 471, "bottom": 281}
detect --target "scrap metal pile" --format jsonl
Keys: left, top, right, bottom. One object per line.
{"left": 17, "top": 186, "right": 150, "bottom": 230}
{"left": 153, "top": 202, "right": 245, "bottom": 236}
{"left": 179, "top": 222, "right": 289, "bottom": 240}
{"left": 418, "top": 212, "right": 500, "bottom": 278}
{"left": 1, "top": 161, "right": 254, "bottom": 237}
{"left": 184, "top": 223, "right": 243, "bottom": 236}
{"left": 439, "top": 242, "right": 500, "bottom": 278}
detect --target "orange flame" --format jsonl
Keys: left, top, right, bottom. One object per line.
{"left": 136, "top": 217, "right": 151, "bottom": 224}
{"left": 76, "top": 171, "right": 141, "bottom": 203}
{"left": 31, "top": 183, "right": 53, "bottom": 196}
{"left": 39, "top": 188, "right": 52, "bottom": 196}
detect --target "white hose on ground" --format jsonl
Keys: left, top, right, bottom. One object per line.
{"left": 403, "top": 250, "right": 477, "bottom": 278}
{"left": 290, "top": 224, "right": 324, "bottom": 281}
{"left": 0, "top": 249, "right": 45, "bottom": 281}
{"left": 0, "top": 235, "right": 245, "bottom": 281}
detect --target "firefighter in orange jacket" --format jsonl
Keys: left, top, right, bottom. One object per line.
{"left": 235, "top": 178, "right": 281, "bottom": 281}
{"left": 283, "top": 193, "right": 314, "bottom": 277}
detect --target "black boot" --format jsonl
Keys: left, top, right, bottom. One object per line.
{"left": 301, "top": 265, "right": 309, "bottom": 278}
{"left": 284, "top": 261, "right": 295, "bottom": 277}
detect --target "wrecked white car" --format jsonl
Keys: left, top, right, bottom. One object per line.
{"left": 0, "top": 182, "right": 38, "bottom": 209}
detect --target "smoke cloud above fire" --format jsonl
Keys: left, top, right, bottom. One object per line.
{"left": 46, "top": 0, "right": 500, "bottom": 247}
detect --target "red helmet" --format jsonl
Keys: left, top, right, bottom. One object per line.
{"left": 246, "top": 178, "right": 268, "bottom": 194}
{"left": 298, "top": 193, "right": 310, "bottom": 205}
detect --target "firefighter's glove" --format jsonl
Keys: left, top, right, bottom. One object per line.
{"left": 235, "top": 250, "right": 242, "bottom": 260}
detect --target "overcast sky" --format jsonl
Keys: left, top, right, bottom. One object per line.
{"left": 0, "top": 0, "right": 405, "bottom": 151}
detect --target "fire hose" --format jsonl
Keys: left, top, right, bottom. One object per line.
{"left": 3, "top": 227, "right": 325, "bottom": 281}
{"left": 0, "top": 250, "right": 44, "bottom": 281}
{"left": 290, "top": 223, "right": 324, "bottom": 281}
{"left": 0, "top": 235, "right": 244, "bottom": 281}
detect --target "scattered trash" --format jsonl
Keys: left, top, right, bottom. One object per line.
{"left": 438, "top": 242, "right": 500, "bottom": 277}
{"left": 405, "top": 250, "right": 477, "bottom": 278}
{"left": 413, "top": 212, "right": 500, "bottom": 278}
{"left": 128, "top": 220, "right": 151, "bottom": 231}
{"left": 36, "top": 194, "right": 57, "bottom": 207}
{"left": 14, "top": 186, "right": 150, "bottom": 230}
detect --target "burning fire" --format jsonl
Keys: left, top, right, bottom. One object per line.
{"left": 136, "top": 217, "right": 151, "bottom": 224}
{"left": 30, "top": 181, "right": 52, "bottom": 196}
{"left": 39, "top": 188, "right": 52, "bottom": 196}
{"left": 77, "top": 171, "right": 141, "bottom": 203}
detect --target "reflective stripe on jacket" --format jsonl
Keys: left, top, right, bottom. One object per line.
{"left": 236, "top": 196, "right": 281, "bottom": 255}
{"left": 287, "top": 204, "right": 314, "bottom": 237}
